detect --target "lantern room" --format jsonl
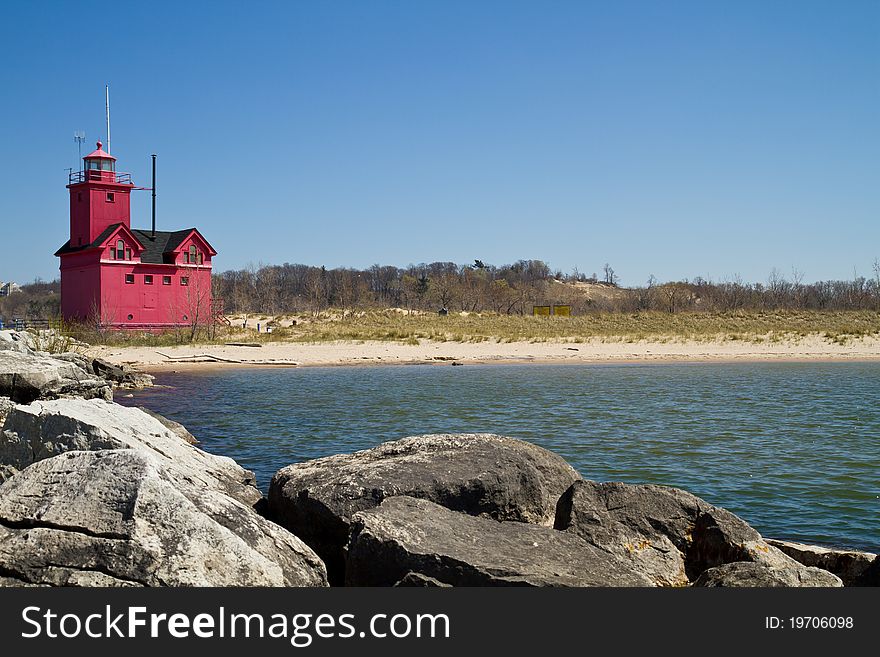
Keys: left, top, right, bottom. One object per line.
{"left": 81, "top": 141, "right": 117, "bottom": 182}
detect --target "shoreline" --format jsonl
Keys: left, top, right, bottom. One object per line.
{"left": 85, "top": 335, "right": 880, "bottom": 373}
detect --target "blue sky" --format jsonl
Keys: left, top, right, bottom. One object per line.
{"left": 0, "top": 0, "right": 877, "bottom": 286}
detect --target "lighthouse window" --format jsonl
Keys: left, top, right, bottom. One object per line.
{"left": 106, "top": 192, "right": 115, "bottom": 203}
{"left": 163, "top": 276, "right": 172, "bottom": 285}
{"left": 144, "top": 275, "right": 153, "bottom": 285}
{"left": 125, "top": 248, "right": 132, "bottom": 260}
{"left": 180, "top": 277, "right": 190, "bottom": 286}
{"left": 115, "top": 240, "right": 125, "bottom": 259}
{"left": 125, "top": 274, "right": 135, "bottom": 284}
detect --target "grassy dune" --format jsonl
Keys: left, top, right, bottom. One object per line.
{"left": 280, "top": 310, "right": 880, "bottom": 345}
{"left": 75, "top": 309, "right": 880, "bottom": 347}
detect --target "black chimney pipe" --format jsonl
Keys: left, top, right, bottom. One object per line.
{"left": 151, "top": 154, "right": 157, "bottom": 238}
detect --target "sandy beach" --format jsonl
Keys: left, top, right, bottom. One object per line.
{"left": 85, "top": 334, "right": 880, "bottom": 372}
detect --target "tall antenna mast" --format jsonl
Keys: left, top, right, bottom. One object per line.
{"left": 73, "top": 130, "right": 86, "bottom": 162}
{"left": 105, "top": 84, "right": 111, "bottom": 154}
{"left": 151, "top": 154, "right": 157, "bottom": 238}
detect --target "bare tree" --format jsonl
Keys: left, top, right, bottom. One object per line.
{"left": 430, "top": 272, "right": 457, "bottom": 310}
{"left": 603, "top": 263, "right": 619, "bottom": 286}
{"left": 873, "top": 258, "right": 880, "bottom": 310}
{"left": 658, "top": 282, "right": 688, "bottom": 314}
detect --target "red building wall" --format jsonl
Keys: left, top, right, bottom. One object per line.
{"left": 98, "top": 263, "right": 212, "bottom": 328}
{"left": 59, "top": 251, "right": 101, "bottom": 321}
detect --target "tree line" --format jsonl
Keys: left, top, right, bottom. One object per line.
{"left": 4, "top": 260, "right": 880, "bottom": 322}
{"left": 0, "top": 279, "right": 60, "bottom": 323}
{"left": 212, "top": 259, "right": 880, "bottom": 316}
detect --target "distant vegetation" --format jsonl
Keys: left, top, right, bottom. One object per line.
{"left": 213, "top": 259, "right": 880, "bottom": 316}
{"left": 0, "top": 279, "right": 60, "bottom": 323}
{"left": 243, "top": 309, "right": 880, "bottom": 346}
{"left": 4, "top": 259, "right": 880, "bottom": 345}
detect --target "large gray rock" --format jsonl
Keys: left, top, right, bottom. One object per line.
{"left": 766, "top": 539, "right": 878, "bottom": 586}
{"left": 93, "top": 358, "right": 154, "bottom": 389}
{"left": 693, "top": 562, "right": 842, "bottom": 587}
{"left": 1, "top": 398, "right": 261, "bottom": 507}
{"left": 0, "top": 350, "right": 112, "bottom": 403}
{"left": 554, "top": 480, "right": 836, "bottom": 586}
{"left": 861, "top": 556, "right": 880, "bottom": 586}
{"left": 269, "top": 433, "right": 581, "bottom": 583}
{"left": 138, "top": 407, "right": 198, "bottom": 445}
{"left": 0, "top": 331, "right": 31, "bottom": 354}
{"left": 0, "top": 464, "right": 17, "bottom": 485}
{"left": 0, "top": 450, "right": 327, "bottom": 587}
{"left": 0, "top": 576, "right": 41, "bottom": 587}
{"left": 53, "top": 352, "right": 96, "bottom": 374}
{"left": 346, "top": 496, "right": 653, "bottom": 587}
{"left": 394, "top": 572, "right": 453, "bottom": 587}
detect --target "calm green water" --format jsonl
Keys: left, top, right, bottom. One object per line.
{"left": 119, "top": 362, "right": 880, "bottom": 551}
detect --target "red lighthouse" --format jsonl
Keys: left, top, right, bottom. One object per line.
{"left": 56, "top": 142, "right": 216, "bottom": 329}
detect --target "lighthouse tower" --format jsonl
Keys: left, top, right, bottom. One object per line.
{"left": 56, "top": 143, "right": 217, "bottom": 328}
{"left": 68, "top": 142, "right": 134, "bottom": 248}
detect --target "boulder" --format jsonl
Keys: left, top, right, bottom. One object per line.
{"left": 92, "top": 358, "right": 154, "bottom": 389}
{"left": 861, "top": 556, "right": 880, "bottom": 587}
{"left": 0, "top": 350, "right": 112, "bottom": 403}
{"left": 0, "top": 576, "right": 40, "bottom": 587}
{"left": 0, "top": 330, "right": 88, "bottom": 355}
{"left": 0, "top": 449, "right": 327, "bottom": 587}
{"left": 0, "top": 331, "right": 31, "bottom": 354}
{"left": 693, "top": 562, "right": 842, "bottom": 587}
{"left": 53, "top": 352, "right": 96, "bottom": 374}
{"left": 91, "top": 357, "right": 126, "bottom": 382}
{"left": 139, "top": 406, "right": 198, "bottom": 445}
{"left": 345, "top": 496, "right": 653, "bottom": 587}
{"left": 1, "top": 398, "right": 261, "bottom": 508}
{"left": 269, "top": 433, "right": 581, "bottom": 583}
{"left": 394, "top": 572, "right": 453, "bottom": 587}
{"left": 554, "top": 480, "right": 836, "bottom": 586}
{"left": 118, "top": 371, "right": 154, "bottom": 389}
{"left": 766, "top": 539, "right": 877, "bottom": 587}
{"left": 0, "top": 464, "right": 17, "bottom": 485}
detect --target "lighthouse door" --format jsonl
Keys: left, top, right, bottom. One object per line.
{"left": 143, "top": 291, "right": 157, "bottom": 309}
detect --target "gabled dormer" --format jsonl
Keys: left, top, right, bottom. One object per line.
{"left": 97, "top": 224, "right": 144, "bottom": 263}
{"left": 166, "top": 230, "right": 217, "bottom": 266}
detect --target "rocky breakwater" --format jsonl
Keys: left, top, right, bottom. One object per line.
{"left": 0, "top": 339, "right": 328, "bottom": 586}
{"left": 0, "top": 329, "right": 152, "bottom": 403}
{"left": 269, "top": 434, "right": 876, "bottom": 587}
